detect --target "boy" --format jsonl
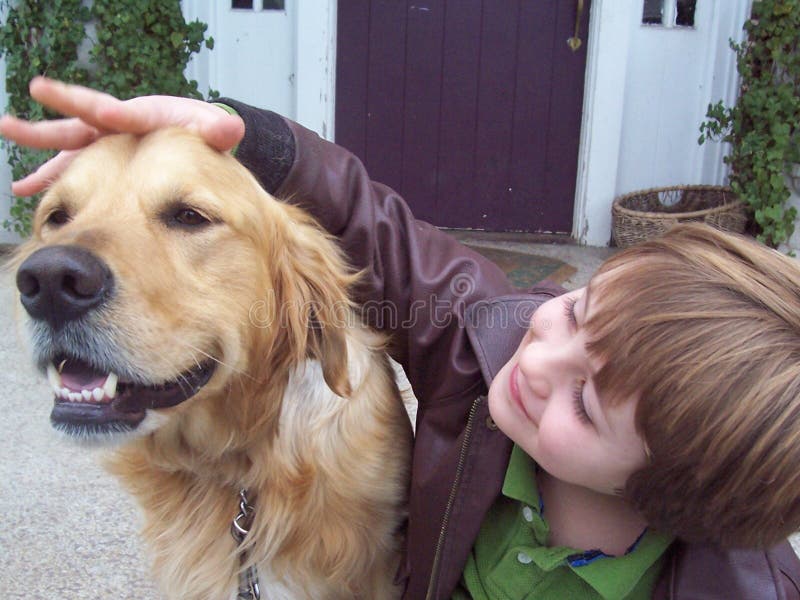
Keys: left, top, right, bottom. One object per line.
{"left": 3, "top": 77, "right": 800, "bottom": 599}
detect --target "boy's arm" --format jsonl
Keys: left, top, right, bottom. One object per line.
{"left": 219, "top": 98, "right": 518, "bottom": 404}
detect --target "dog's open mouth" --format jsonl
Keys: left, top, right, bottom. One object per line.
{"left": 47, "top": 356, "right": 216, "bottom": 433}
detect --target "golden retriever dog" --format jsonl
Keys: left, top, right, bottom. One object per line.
{"left": 13, "top": 129, "right": 413, "bottom": 599}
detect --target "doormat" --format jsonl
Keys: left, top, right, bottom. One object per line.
{"left": 466, "top": 245, "right": 577, "bottom": 289}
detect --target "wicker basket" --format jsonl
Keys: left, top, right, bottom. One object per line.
{"left": 612, "top": 185, "right": 748, "bottom": 248}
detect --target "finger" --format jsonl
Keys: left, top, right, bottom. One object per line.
{"left": 108, "top": 97, "right": 245, "bottom": 150}
{"left": 11, "top": 150, "right": 79, "bottom": 197}
{"left": 29, "top": 76, "right": 125, "bottom": 131}
{"left": 199, "top": 113, "right": 245, "bottom": 152}
{"left": 0, "top": 115, "right": 100, "bottom": 150}
{"left": 31, "top": 77, "right": 246, "bottom": 150}
{"left": 92, "top": 96, "right": 173, "bottom": 135}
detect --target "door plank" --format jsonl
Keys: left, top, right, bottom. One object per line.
{"left": 336, "top": 0, "right": 591, "bottom": 234}
{"left": 542, "top": 1, "right": 592, "bottom": 233}
{"left": 437, "top": 1, "right": 483, "bottom": 227}
{"left": 366, "top": 0, "right": 407, "bottom": 192}
{"left": 510, "top": 2, "right": 558, "bottom": 230}
{"left": 335, "top": 1, "right": 369, "bottom": 160}
{"left": 473, "top": 1, "right": 519, "bottom": 229}
{"left": 402, "top": 1, "right": 445, "bottom": 224}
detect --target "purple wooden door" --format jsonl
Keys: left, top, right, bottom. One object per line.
{"left": 335, "top": 1, "right": 591, "bottom": 233}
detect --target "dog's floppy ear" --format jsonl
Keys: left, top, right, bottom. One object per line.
{"left": 268, "top": 208, "right": 359, "bottom": 398}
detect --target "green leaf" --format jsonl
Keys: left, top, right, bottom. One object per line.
{"left": 701, "top": 0, "right": 800, "bottom": 250}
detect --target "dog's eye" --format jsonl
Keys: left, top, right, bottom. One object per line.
{"left": 45, "top": 208, "right": 71, "bottom": 227}
{"left": 171, "top": 208, "right": 211, "bottom": 228}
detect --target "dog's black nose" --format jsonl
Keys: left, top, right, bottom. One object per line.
{"left": 16, "top": 245, "right": 113, "bottom": 328}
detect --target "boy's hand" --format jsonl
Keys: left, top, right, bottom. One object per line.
{"left": 0, "top": 76, "right": 245, "bottom": 196}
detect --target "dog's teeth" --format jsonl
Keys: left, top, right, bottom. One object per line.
{"left": 103, "top": 372, "right": 118, "bottom": 399}
{"left": 52, "top": 372, "right": 116, "bottom": 402}
{"left": 47, "top": 364, "right": 62, "bottom": 391}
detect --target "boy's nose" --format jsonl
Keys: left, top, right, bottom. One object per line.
{"left": 518, "top": 341, "right": 575, "bottom": 399}
{"left": 518, "top": 352, "right": 554, "bottom": 400}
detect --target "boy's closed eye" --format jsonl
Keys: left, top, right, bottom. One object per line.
{"left": 573, "top": 380, "right": 592, "bottom": 424}
{"left": 563, "top": 296, "right": 579, "bottom": 329}
{"left": 562, "top": 295, "right": 593, "bottom": 425}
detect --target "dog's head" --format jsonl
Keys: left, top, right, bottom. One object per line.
{"left": 14, "top": 128, "right": 357, "bottom": 444}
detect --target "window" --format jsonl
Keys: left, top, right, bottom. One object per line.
{"left": 642, "top": 0, "right": 696, "bottom": 27}
{"left": 642, "top": 0, "right": 664, "bottom": 25}
{"left": 231, "top": 0, "right": 285, "bottom": 10}
{"left": 676, "top": 0, "right": 696, "bottom": 26}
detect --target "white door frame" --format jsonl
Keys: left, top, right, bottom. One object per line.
{"left": 295, "top": 1, "right": 337, "bottom": 139}
{"left": 182, "top": 0, "right": 337, "bottom": 139}
{"left": 573, "top": 0, "right": 635, "bottom": 245}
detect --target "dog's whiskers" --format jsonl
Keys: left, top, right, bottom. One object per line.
{"left": 180, "top": 342, "right": 255, "bottom": 381}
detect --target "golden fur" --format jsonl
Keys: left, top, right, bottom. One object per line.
{"left": 15, "top": 129, "right": 413, "bottom": 599}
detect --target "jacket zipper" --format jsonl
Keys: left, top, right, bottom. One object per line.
{"left": 424, "top": 395, "right": 482, "bottom": 600}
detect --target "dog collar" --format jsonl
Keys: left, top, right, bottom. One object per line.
{"left": 231, "top": 489, "right": 261, "bottom": 600}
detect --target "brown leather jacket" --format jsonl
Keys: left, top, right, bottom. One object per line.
{"left": 219, "top": 98, "right": 800, "bottom": 600}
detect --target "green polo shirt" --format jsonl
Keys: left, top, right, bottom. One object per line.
{"left": 454, "top": 445, "right": 672, "bottom": 600}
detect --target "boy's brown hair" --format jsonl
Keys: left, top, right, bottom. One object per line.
{"left": 586, "top": 223, "right": 800, "bottom": 548}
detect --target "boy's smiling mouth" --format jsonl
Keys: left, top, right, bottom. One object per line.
{"left": 509, "top": 364, "right": 536, "bottom": 424}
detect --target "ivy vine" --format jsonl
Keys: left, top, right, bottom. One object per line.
{"left": 0, "top": 0, "right": 217, "bottom": 235}
{"left": 699, "top": 0, "right": 800, "bottom": 248}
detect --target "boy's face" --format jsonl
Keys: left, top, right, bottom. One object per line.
{"left": 488, "top": 283, "right": 647, "bottom": 496}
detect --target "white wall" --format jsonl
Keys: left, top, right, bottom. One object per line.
{"left": 576, "top": 0, "right": 751, "bottom": 245}
{"left": 574, "top": 0, "right": 636, "bottom": 246}
{"left": 182, "top": 2, "right": 297, "bottom": 116}
{"left": 699, "top": 1, "right": 753, "bottom": 185}
{"left": 182, "top": 0, "right": 336, "bottom": 139}
{"left": 616, "top": 1, "right": 749, "bottom": 193}
{"left": 0, "top": 0, "right": 15, "bottom": 243}
{"left": 784, "top": 169, "right": 800, "bottom": 253}
{"left": 0, "top": 53, "right": 20, "bottom": 244}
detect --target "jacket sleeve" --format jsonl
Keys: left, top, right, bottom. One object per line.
{"left": 652, "top": 540, "right": 800, "bottom": 599}
{"left": 217, "top": 99, "right": 517, "bottom": 407}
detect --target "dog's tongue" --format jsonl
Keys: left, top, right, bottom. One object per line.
{"left": 59, "top": 360, "right": 107, "bottom": 392}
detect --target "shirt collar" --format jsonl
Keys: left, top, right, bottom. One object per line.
{"left": 502, "top": 444, "right": 673, "bottom": 600}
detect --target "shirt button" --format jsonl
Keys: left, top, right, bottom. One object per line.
{"left": 517, "top": 552, "right": 533, "bottom": 565}
{"left": 522, "top": 506, "right": 534, "bottom": 522}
